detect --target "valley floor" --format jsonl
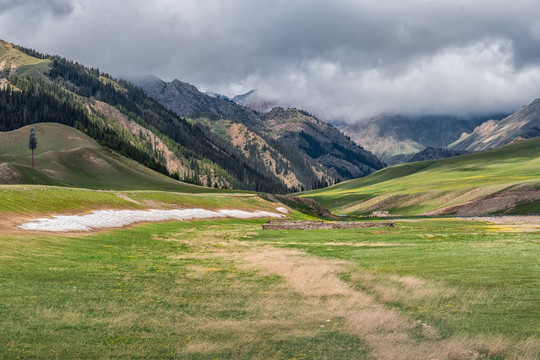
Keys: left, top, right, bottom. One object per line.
{"left": 1, "top": 207, "right": 539, "bottom": 359}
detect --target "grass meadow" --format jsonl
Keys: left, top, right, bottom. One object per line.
{"left": 1, "top": 206, "right": 538, "bottom": 358}
{"left": 301, "top": 136, "right": 540, "bottom": 216}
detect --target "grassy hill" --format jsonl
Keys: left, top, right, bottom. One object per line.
{"left": 0, "top": 40, "right": 294, "bottom": 193}
{"left": 301, "top": 136, "right": 540, "bottom": 216}
{"left": 0, "top": 40, "right": 51, "bottom": 78}
{"left": 0, "top": 123, "right": 218, "bottom": 192}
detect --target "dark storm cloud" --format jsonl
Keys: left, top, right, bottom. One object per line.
{"left": 0, "top": 0, "right": 73, "bottom": 16}
{"left": 2, "top": 0, "right": 540, "bottom": 120}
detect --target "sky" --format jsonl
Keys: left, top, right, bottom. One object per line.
{"left": 2, "top": 0, "right": 540, "bottom": 122}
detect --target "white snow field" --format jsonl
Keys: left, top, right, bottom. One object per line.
{"left": 19, "top": 208, "right": 285, "bottom": 232}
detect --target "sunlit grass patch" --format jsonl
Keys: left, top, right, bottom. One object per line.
{"left": 0, "top": 214, "right": 538, "bottom": 359}
{"left": 248, "top": 219, "right": 540, "bottom": 341}
{"left": 0, "top": 220, "right": 369, "bottom": 359}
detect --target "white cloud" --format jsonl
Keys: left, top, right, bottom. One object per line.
{"left": 2, "top": 0, "right": 540, "bottom": 121}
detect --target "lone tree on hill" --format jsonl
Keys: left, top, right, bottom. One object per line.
{"left": 28, "top": 128, "right": 37, "bottom": 168}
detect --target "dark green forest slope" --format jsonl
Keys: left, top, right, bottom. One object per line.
{"left": 0, "top": 40, "right": 299, "bottom": 192}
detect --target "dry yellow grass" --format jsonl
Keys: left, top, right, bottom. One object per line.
{"left": 151, "top": 220, "right": 540, "bottom": 359}
{"left": 233, "top": 246, "right": 539, "bottom": 360}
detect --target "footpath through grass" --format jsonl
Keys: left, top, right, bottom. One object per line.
{"left": 252, "top": 219, "right": 540, "bottom": 340}
{"left": 0, "top": 220, "right": 367, "bottom": 359}
{"left": 0, "top": 215, "right": 538, "bottom": 359}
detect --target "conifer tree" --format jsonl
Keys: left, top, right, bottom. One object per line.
{"left": 28, "top": 128, "right": 37, "bottom": 168}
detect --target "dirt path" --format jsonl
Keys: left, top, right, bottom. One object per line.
{"left": 237, "top": 247, "right": 538, "bottom": 360}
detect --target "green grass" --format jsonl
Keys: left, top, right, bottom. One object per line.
{"left": 0, "top": 123, "right": 225, "bottom": 192}
{"left": 0, "top": 41, "right": 51, "bottom": 77}
{"left": 0, "top": 220, "right": 368, "bottom": 359}
{"left": 251, "top": 219, "right": 540, "bottom": 340}
{"left": 301, "top": 136, "right": 540, "bottom": 215}
{"left": 0, "top": 185, "right": 280, "bottom": 214}
{"left": 0, "top": 215, "right": 538, "bottom": 359}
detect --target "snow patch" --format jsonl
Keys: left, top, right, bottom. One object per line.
{"left": 276, "top": 207, "right": 289, "bottom": 213}
{"left": 19, "top": 208, "right": 284, "bottom": 232}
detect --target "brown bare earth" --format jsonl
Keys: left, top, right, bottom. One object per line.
{"left": 224, "top": 120, "right": 302, "bottom": 188}
{"left": 88, "top": 100, "right": 189, "bottom": 177}
{"left": 0, "top": 163, "right": 23, "bottom": 184}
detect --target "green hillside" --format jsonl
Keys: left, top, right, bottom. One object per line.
{"left": 301, "top": 136, "right": 540, "bottom": 215}
{"left": 0, "top": 40, "right": 51, "bottom": 78}
{"left": 0, "top": 123, "right": 217, "bottom": 192}
{"left": 0, "top": 41, "right": 292, "bottom": 193}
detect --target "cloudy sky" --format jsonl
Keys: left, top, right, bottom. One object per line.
{"left": 2, "top": 0, "right": 540, "bottom": 121}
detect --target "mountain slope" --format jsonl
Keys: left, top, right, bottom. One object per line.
{"left": 449, "top": 98, "right": 540, "bottom": 151}
{"left": 232, "top": 89, "right": 279, "bottom": 113}
{"left": 301, "top": 136, "right": 540, "bottom": 216}
{"left": 131, "top": 76, "right": 263, "bottom": 128}
{"left": 339, "top": 114, "right": 507, "bottom": 165}
{"left": 407, "top": 147, "right": 469, "bottom": 163}
{"left": 133, "top": 76, "right": 385, "bottom": 187}
{"left": 0, "top": 123, "right": 210, "bottom": 191}
{"left": 0, "top": 40, "right": 296, "bottom": 193}
{"left": 261, "top": 107, "right": 384, "bottom": 178}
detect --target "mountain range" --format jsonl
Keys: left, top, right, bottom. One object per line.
{"left": 130, "top": 75, "right": 384, "bottom": 185}
{"left": 449, "top": 98, "right": 540, "bottom": 151}
{"left": 338, "top": 113, "right": 509, "bottom": 165}
{"left": 0, "top": 40, "right": 384, "bottom": 192}
{"left": 1, "top": 38, "right": 539, "bottom": 195}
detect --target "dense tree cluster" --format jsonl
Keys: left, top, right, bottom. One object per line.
{"left": 0, "top": 77, "right": 169, "bottom": 177}
{"left": 0, "top": 52, "right": 292, "bottom": 192}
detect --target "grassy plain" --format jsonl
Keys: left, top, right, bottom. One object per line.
{"left": 301, "top": 136, "right": 540, "bottom": 216}
{"left": 0, "top": 186, "right": 538, "bottom": 359}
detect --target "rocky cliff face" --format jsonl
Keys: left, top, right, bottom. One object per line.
{"left": 449, "top": 98, "right": 540, "bottom": 152}
{"left": 131, "top": 76, "right": 263, "bottom": 128}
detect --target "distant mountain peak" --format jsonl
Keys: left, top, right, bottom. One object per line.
{"left": 449, "top": 97, "right": 540, "bottom": 151}
{"left": 232, "top": 89, "right": 280, "bottom": 113}
{"left": 134, "top": 76, "right": 385, "bottom": 186}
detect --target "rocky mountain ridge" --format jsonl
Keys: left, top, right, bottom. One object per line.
{"left": 449, "top": 98, "right": 540, "bottom": 151}
{"left": 339, "top": 114, "right": 507, "bottom": 165}
{"left": 132, "top": 76, "right": 385, "bottom": 185}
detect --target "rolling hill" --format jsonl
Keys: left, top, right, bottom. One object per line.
{"left": 301, "top": 136, "right": 540, "bottom": 216}
{"left": 0, "top": 123, "right": 213, "bottom": 192}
